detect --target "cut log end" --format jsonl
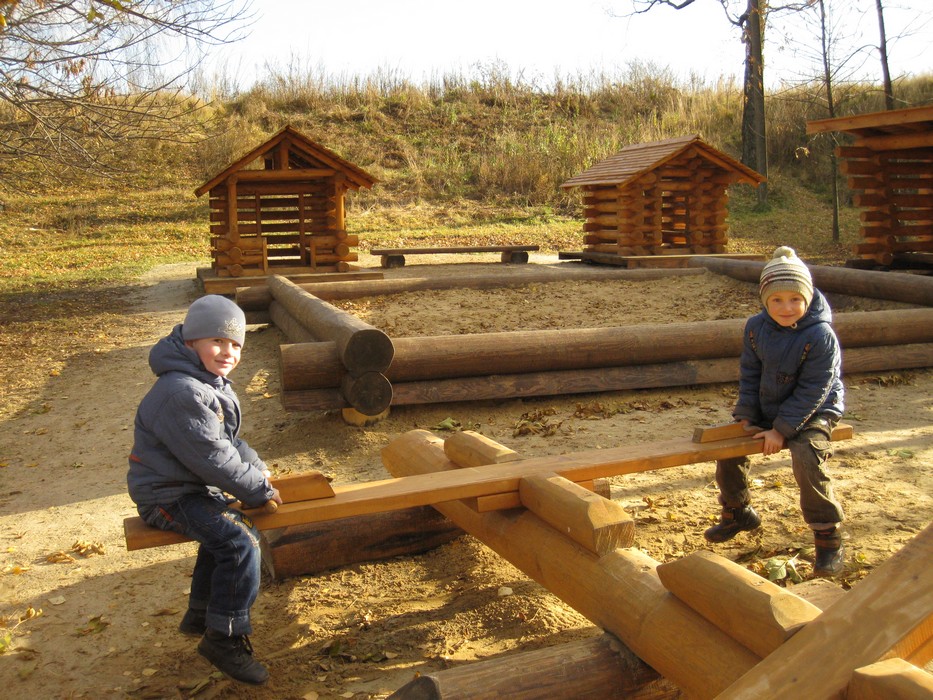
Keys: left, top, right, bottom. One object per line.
{"left": 342, "top": 406, "right": 391, "bottom": 427}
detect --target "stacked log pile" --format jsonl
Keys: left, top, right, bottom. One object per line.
{"left": 266, "top": 275, "right": 395, "bottom": 415}
{"left": 237, "top": 256, "right": 933, "bottom": 417}
{"left": 277, "top": 308, "right": 933, "bottom": 412}
{"left": 239, "top": 261, "right": 933, "bottom": 414}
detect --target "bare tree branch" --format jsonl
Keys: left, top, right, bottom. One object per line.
{"left": 0, "top": 0, "right": 252, "bottom": 189}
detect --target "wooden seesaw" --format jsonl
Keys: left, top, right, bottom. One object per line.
{"left": 123, "top": 421, "right": 847, "bottom": 551}
{"left": 121, "top": 422, "right": 933, "bottom": 698}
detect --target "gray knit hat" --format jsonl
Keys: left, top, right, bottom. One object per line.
{"left": 759, "top": 246, "right": 814, "bottom": 307}
{"left": 182, "top": 295, "right": 246, "bottom": 345}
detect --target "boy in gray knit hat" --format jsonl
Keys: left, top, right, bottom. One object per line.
{"left": 127, "top": 295, "right": 281, "bottom": 684}
{"left": 705, "top": 246, "right": 847, "bottom": 577}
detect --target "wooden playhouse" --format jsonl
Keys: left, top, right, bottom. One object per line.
{"left": 806, "top": 104, "right": 933, "bottom": 270}
{"left": 195, "top": 125, "right": 377, "bottom": 283}
{"left": 560, "top": 135, "right": 764, "bottom": 263}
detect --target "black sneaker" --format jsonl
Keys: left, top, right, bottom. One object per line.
{"left": 178, "top": 608, "right": 206, "bottom": 636}
{"left": 198, "top": 630, "right": 269, "bottom": 685}
{"left": 704, "top": 505, "right": 762, "bottom": 543}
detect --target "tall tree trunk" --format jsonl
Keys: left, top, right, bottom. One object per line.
{"left": 875, "top": 0, "right": 895, "bottom": 109}
{"left": 818, "top": 0, "right": 841, "bottom": 243}
{"left": 740, "top": 0, "right": 768, "bottom": 208}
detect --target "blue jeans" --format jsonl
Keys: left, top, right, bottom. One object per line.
{"left": 139, "top": 493, "right": 262, "bottom": 636}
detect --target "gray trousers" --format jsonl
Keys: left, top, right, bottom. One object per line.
{"left": 715, "top": 418, "right": 844, "bottom": 530}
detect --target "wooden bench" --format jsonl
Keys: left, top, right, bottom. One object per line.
{"left": 369, "top": 245, "right": 539, "bottom": 268}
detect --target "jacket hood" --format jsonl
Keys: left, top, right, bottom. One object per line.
{"left": 148, "top": 324, "right": 225, "bottom": 386}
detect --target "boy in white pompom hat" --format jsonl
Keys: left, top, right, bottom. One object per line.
{"left": 127, "top": 295, "right": 281, "bottom": 684}
{"left": 705, "top": 246, "right": 847, "bottom": 577}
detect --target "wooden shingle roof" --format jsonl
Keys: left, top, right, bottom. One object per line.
{"left": 560, "top": 135, "right": 764, "bottom": 189}
{"left": 806, "top": 105, "right": 933, "bottom": 150}
{"left": 195, "top": 125, "right": 377, "bottom": 197}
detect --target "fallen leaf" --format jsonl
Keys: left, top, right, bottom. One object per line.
{"left": 76, "top": 615, "right": 109, "bottom": 636}
{"left": 72, "top": 540, "right": 105, "bottom": 556}
{"left": 46, "top": 551, "right": 75, "bottom": 564}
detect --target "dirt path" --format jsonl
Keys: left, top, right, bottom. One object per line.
{"left": 1, "top": 260, "right": 930, "bottom": 698}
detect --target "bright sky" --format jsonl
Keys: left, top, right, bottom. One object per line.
{"left": 204, "top": 0, "right": 932, "bottom": 90}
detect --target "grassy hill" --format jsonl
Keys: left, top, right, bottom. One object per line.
{"left": 1, "top": 68, "right": 931, "bottom": 298}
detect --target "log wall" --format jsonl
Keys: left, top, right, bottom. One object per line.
{"left": 207, "top": 175, "right": 355, "bottom": 277}
{"left": 838, "top": 144, "right": 933, "bottom": 266}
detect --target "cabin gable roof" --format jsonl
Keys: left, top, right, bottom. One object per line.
{"left": 195, "top": 125, "right": 377, "bottom": 197}
{"left": 561, "top": 135, "right": 764, "bottom": 189}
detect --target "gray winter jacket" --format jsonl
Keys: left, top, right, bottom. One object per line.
{"left": 734, "top": 290, "right": 844, "bottom": 438}
{"left": 127, "top": 325, "right": 273, "bottom": 509}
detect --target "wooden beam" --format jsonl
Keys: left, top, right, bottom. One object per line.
{"left": 123, "top": 424, "right": 852, "bottom": 551}
{"left": 234, "top": 267, "right": 708, "bottom": 311}
{"left": 690, "top": 256, "right": 933, "bottom": 306}
{"left": 268, "top": 274, "right": 395, "bottom": 375}
{"left": 443, "top": 430, "right": 522, "bottom": 467}
{"left": 693, "top": 421, "right": 760, "bottom": 443}
{"left": 519, "top": 472, "right": 635, "bottom": 555}
{"left": 370, "top": 245, "right": 539, "bottom": 255}
{"left": 387, "top": 633, "right": 682, "bottom": 700}
{"left": 856, "top": 132, "right": 933, "bottom": 152}
{"left": 806, "top": 105, "right": 933, "bottom": 134}
{"left": 848, "top": 658, "right": 933, "bottom": 700}
{"left": 280, "top": 309, "right": 933, "bottom": 392}
{"left": 233, "top": 168, "right": 338, "bottom": 181}
{"left": 262, "top": 506, "right": 462, "bottom": 581}
{"left": 717, "top": 523, "right": 933, "bottom": 698}
{"left": 656, "top": 550, "right": 822, "bottom": 658}
{"left": 123, "top": 471, "right": 333, "bottom": 549}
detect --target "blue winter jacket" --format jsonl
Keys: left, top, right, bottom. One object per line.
{"left": 127, "top": 325, "right": 274, "bottom": 510}
{"left": 733, "top": 289, "right": 844, "bottom": 438}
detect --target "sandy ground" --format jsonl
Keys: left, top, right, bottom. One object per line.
{"left": 1, "top": 255, "right": 931, "bottom": 699}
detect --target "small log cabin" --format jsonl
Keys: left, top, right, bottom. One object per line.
{"left": 195, "top": 125, "right": 377, "bottom": 278}
{"left": 806, "top": 105, "right": 933, "bottom": 268}
{"left": 560, "top": 135, "right": 764, "bottom": 257}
